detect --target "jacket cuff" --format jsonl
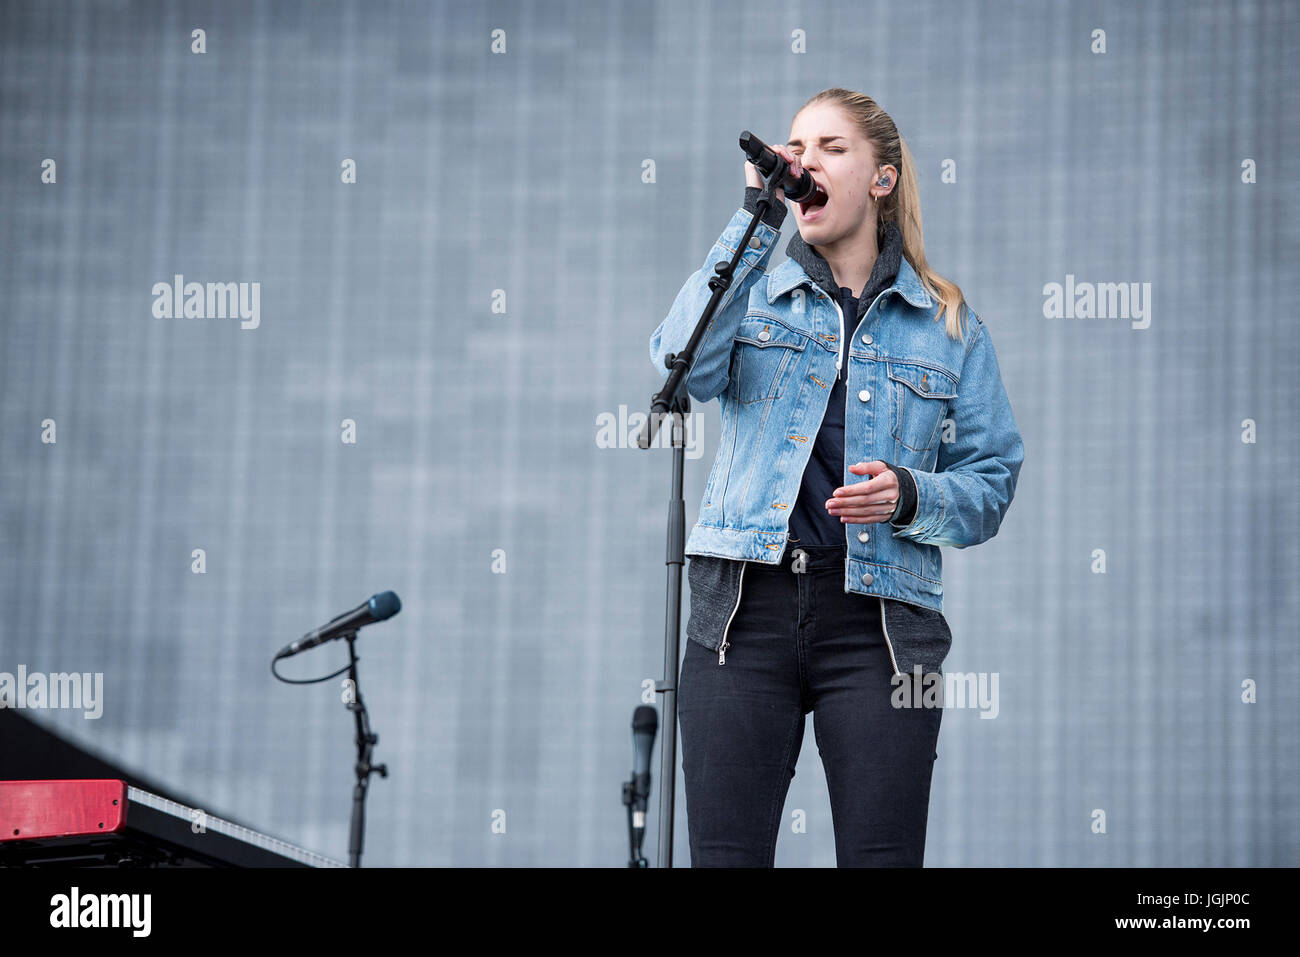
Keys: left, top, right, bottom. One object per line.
{"left": 884, "top": 462, "right": 918, "bottom": 527}
{"left": 890, "top": 465, "right": 946, "bottom": 541}
{"left": 743, "top": 186, "right": 788, "bottom": 230}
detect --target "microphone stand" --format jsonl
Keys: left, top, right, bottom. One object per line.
{"left": 343, "top": 631, "right": 387, "bottom": 868}
{"left": 636, "top": 160, "right": 790, "bottom": 868}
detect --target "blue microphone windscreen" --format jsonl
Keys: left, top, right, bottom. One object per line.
{"left": 369, "top": 591, "right": 402, "bottom": 621}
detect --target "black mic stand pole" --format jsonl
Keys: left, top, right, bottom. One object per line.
{"left": 343, "top": 631, "right": 387, "bottom": 868}
{"left": 636, "top": 160, "right": 790, "bottom": 868}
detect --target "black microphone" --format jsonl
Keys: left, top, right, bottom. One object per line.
{"left": 739, "top": 130, "right": 826, "bottom": 205}
{"left": 276, "top": 591, "right": 402, "bottom": 660}
{"left": 630, "top": 705, "right": 658, "bottom": 825}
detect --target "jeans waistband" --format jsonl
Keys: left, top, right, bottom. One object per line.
{"left": 753, "top": 543, "right": 847, "bottom": 573}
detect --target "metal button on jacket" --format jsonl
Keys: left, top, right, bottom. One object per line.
{"left": 862, "top": 333, "right": 872, "bottom": 344}
{"left": 858, "top": 389, "right": 870, "bottom": 402}
{"left": 747, "top": 236, "right": 762, "bottom": 249}
{"left": 757, "top": 328, "right": 771, "bottom": 342}
{"left": 861, "top": 572, "right": 874, "bottom": 586}
{"left": 858, "top": 530, "right": 869, "bottom": 543}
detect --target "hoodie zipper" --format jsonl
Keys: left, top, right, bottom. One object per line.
{"left": 717, "top": 562, "right": 747, "bottom": 665}
{"left": 878, "top": 596, "right": 902, "bottom": 679}
{"left": 830, "top": 298, "right": 845, "bottom": 374}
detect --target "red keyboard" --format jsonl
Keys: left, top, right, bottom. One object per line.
{"left": 0, "top": 779, "right": 345, "bottom": 868}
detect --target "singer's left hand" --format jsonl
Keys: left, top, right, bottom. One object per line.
{"left": 826, "top": 461, "right": 898, "bottom": 524}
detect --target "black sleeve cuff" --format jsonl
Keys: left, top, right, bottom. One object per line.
{"left": 743, "top": 186, "right": 788, "bottom": 230}
{"left": 883, "top": 462, "right": 918, "bottom": 527}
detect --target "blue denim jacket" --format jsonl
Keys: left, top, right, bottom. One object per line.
{"left": 650, "top": 207, "right": 1024, "bottom": 632}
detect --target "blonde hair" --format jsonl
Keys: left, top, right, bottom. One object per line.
{"left": 798, "top": 88, "right": 968, "bottom": 340}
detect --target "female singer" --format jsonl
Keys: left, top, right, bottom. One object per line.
{"left": 649, "top": 88, "right": 1024, "bottom": 866}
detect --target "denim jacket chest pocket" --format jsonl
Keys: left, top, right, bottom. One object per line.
{"left": 887, "top": 361, "right": 958, "bottom": 453}
{"left": 730, "top": 315, "right": 809, "bottom": 404}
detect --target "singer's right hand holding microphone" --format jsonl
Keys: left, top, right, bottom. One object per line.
{"left": 745, "top": 143, "right": 803, "bottom": 203}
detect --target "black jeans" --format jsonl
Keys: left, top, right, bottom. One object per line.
{"left": 678, "top": 544, "right": 943, "bottom": 867}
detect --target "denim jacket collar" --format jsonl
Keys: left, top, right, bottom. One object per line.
{"left": 765, "top": 229, "right": 933, "bottom": 312}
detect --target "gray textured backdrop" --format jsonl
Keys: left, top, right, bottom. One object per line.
{"left": 1, "top": 0, "right": 1297, "bottom": 866}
